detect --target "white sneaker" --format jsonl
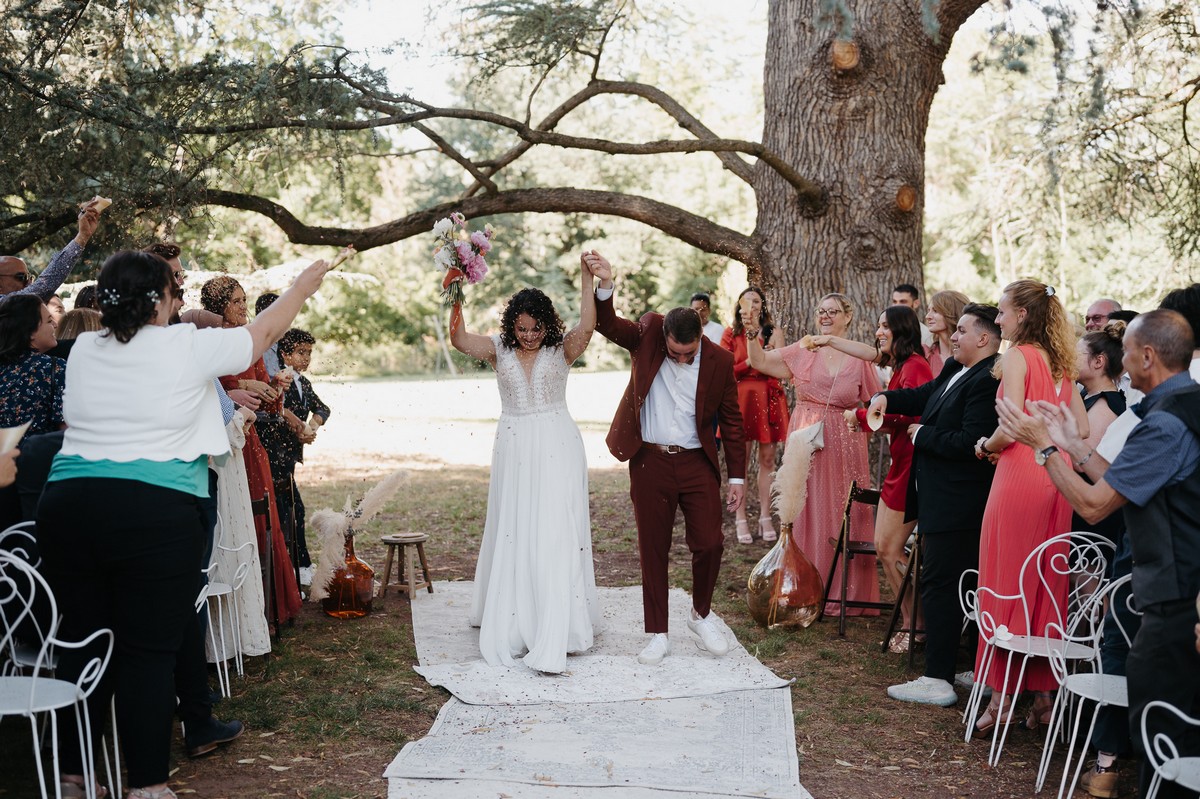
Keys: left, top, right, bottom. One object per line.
{"left": 637, "top": 633, "right": 671, "bottom": 665}
{"left": 687, "top": 609, "right": 730, "bottom": 656}
{"left": 887, "top": 676, "right": 957, "bottom": 707}
{"left": 954, "top": 670, "right": 993, "bottom": 698}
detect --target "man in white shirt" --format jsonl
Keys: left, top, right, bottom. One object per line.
{"left": 588, "top": 253, "right": 745, "bottom": 665}
{"left": 690, "top": 292, "right": 725, "bottom": 344}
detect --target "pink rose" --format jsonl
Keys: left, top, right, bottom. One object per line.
{"left": 454, "top": 240, "right": 474, "bottom": 266}
{"left": 470, "top": 230, "right": 492, "bottom": 254}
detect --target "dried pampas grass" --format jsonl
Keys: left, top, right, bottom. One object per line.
{"left": 771, "top": 427, "right": 817, "bottom": 523}
{"left": 309, "top": 469, "right": 408, "bottom": 601}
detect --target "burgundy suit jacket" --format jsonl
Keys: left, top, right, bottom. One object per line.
{"left": 595, "top": 293, "right": 746, "bottom": 481}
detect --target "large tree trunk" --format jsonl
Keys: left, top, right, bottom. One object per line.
{"left": 754, "top": 0, "right": 967, "bottom": 342}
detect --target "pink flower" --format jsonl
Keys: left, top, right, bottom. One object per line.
{"left": 470, "top": 230, "right": 492, "bottom": 254}
{"left": 464, "top": 254, "right": 488, "bottom": 284}
{"left": 454, "top": 240, "right": 474, "bottom": 266}
{"left": 449, "top": 212, "right": 466, "bottom": 227}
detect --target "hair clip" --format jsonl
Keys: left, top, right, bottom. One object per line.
{"left": 1045, "top": 286, "right": 1056, "bottom": 297}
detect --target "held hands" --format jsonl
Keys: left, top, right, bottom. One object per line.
{"left": 973, "top": 436, "right": 1000, "bottom": 464}
{"left": 582, "top": 250, "right": 613, "bottom": 286}
{"left": 843, "top": 408, "right": 858, "bottom": 432}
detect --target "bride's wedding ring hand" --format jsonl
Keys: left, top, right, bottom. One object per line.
{"left": 583, "top": 250, "right": 612, "bottom": 283}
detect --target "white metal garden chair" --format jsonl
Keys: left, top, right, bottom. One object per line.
{"left": 1141, "top": 699, "right": 1200, "bottom": 799}
{"left": 0, "top": 551, "right": 113, "bottom": 799}
{"left": 963, "top": 531, "right": 1114, "bottom": 766}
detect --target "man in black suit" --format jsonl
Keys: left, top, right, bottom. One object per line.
{"left": 872, "top": 303, "right": 1003, "bottom": 706}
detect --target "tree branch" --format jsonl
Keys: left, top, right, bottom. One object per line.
{"left": 204, "top": 187, "right": 760, "bottom": 268}
{"left": 410, "top": 122, "right": 499, "bottom": 193}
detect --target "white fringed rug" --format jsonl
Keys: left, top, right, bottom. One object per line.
{"left": 387, "top": 580, "right": 811, "bottom": 799}
{"left": 410, "top": 581, "right": 791, "bottom": 705}
{"left": 384, "top": 690, "right": 807, "bottom": 799}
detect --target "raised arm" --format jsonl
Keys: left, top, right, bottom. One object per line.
{"left": 246, "top": 258, "right": 331, "bottom": 361}
{"left": 808, "top": 334, "right": 880, "bottom": 363}
{"left": 447, "top": 298, "right": 497, "bottom": 365}
{"left": 745, "top": 334, "right": 792, "bottom": 380}
{"left": 562, "top": 252, "right": 598, "bottom": 364}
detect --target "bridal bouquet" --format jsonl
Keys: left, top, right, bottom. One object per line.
{"left": 433, "top": 212, "right": 495, "bottom": 306}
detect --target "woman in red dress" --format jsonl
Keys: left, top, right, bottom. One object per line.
{"left": 721, "top": 287, "right": 789, "bottom": 544}
{"left": 970, "top": 279, "right": 1087, "bottom": 737}
{"left": 811, "top": 305, "right": 933, "bottom": 649}
{"left": 201, "top": 276, "right": 303, "bottom": 627}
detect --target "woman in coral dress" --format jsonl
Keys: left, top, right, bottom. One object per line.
{"left": 721, "top": 286, "right": 789, "bottom": 544}
{"left": 970, "top": 279, "right": 1087, "bottom": 737}
{"left": 748, "top": 293, "right": 881, "bottom": 615}
{"left": 202, "top": 276, "right": 303, "bottom": 628}
{"left": 811, "top": 305, "right": 933, "bottom": 650}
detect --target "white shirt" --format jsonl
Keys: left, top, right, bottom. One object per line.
{"left": 1096, "top": 356, "right": 1200, "bottom": 462}
{"left": 909, "top": 361, "right": 970, "bottom": 446}
{"left": 702, "top": 320, "right": 724, "bottom": 345}
{"left": 642, "top": 349, "right": 702, "bottom": 449}
{"left": 61, "top": 324, "right": 254, "bottom": 462}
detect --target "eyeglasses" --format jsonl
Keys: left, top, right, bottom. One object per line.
{"left": 816, "top": 308, "right": 843, "bottom": 318}
{"left": 1084, "top": 315, "right": 1108, "bottom": 324}
{"left": 1, "top": 272, "right": 30, "bottom": 285}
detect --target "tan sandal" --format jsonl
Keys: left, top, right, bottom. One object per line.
{"left": 735, "top": 519, "right": 752, "bottom": 544}
{"left": 759, "top": 517, "right": 777, "bottom": 542}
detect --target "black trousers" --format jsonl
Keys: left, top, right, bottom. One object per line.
{"left": 1127, "top": 599, "right": 1200, "bottom": 799}
{"left": 919, "top": 528, "right": 981, "bottom": 683}
{"left": 274, "top": 474, "right": 310, "bottom": 569}
{"left": 176, "top": 470, "right": 219, "bottom": 727}
{"left": 38, "top": 477, "right": 205, "bottom": 788}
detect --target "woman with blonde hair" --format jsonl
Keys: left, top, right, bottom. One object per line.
{"left": 968, "top": 279, "right": 1088, "bottom": 738}
{"left": 924, "top": 290, "right": 970, "bottom": 375}
{"left": 748, "top": 292, "right": 881, "bottom": 615}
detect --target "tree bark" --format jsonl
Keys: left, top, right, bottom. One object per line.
{"left": 755, "top": 0, "right": 980, "bottom": 343}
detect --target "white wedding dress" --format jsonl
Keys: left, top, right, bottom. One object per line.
{"left": 469, "top": 335, "right": 599, "bottom": 673}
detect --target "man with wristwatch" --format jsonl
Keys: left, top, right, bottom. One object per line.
{"left": 996, "top": 309, "right": 1200, "bottom": 799}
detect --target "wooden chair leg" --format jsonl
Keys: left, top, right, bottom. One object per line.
{"left": 416, "top": 543, "right": 433, "bottom": 593}
{"left": 381, "top": 544, "right": 396, "bottom": 597}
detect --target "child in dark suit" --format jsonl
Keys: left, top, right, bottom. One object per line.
{"left": 260, "top": 328, "right": 330, "bottom": 572}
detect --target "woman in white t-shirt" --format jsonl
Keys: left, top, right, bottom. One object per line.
{"left": 37, "top": 249, "right": 330, "bottom": 799}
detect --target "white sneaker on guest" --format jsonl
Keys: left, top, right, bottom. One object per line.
{"left": 954, "top": 670, "right": 992, "bottom": 698}
{"left": 887, "top": 676, "right": 957, "bottom": 706}
{"left": 638, "top": 633, "right": 671, "bottom": 665}
{"left": 687, "top": 609, "right": 730, "bottom": 656}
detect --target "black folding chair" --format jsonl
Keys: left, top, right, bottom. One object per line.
{"left": 818, "top": 480, "right": 892, "bottom": 636}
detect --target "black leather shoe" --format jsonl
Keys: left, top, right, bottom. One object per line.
{"left": 185, "top": 718, "right": 245, "bottom": 758}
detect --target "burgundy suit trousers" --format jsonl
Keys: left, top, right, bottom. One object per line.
{"left": 629, "top": 446, "right": 724, "bottom": 632}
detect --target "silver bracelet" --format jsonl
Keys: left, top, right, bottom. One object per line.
{"left": 1077, "top": 448, "right": 1093, "bottom": 467}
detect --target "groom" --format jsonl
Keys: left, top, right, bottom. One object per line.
{"left": 586, "top": 252, "right": 746, "bottom": 665}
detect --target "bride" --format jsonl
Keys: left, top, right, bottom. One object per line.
{"left": 447, "top": 253, "right": 601, "bottom": 673}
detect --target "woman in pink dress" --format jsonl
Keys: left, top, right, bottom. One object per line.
{"left": 923, "top": 290, "right": 969, "bottom": 377}
{"left": 748, "top": 293, "right": 881, "bottom": 615}
{"left": 811, "top": 305, "right": 933, "bottom": 650}
{"left": 721, "top": 286, "right": 789, "bottom": 544}
{"left": 970, "top": 279, "right": 1088, "bottom": 737}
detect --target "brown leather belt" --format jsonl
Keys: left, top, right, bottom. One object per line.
{"left": 642, "top": 443, "right": 701, "bottom": 455}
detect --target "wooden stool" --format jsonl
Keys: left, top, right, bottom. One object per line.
{"left": 380, "top": 533, "right": 433, "bottom": 599}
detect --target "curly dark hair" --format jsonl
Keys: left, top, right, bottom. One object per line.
{"left": 0, "top": 294, "right": 46, "bottom": 364}
{"left": 97, "top": 251, "right": 171, "bottom": 344}
{"left": 499, "top": 288, "right": 565, "bottom": 349}
{"left": 279, "top": 327, "right": 316, "bottom": 355}
{"left": 200, "top": 275, "right": 243, "bottom": 317}
{"left": 877, "top": 304, "right": 923, "bottom": 369}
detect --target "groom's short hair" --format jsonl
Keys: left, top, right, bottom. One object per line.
{"left": 663, "top": 307, "right": 702, "bottom": 343}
